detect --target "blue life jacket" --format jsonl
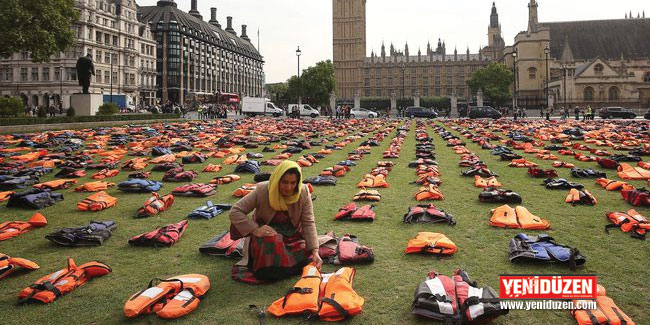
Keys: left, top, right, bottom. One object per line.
{"left": 188, "top": 201, "right": 232, "bottom": 220}
{"left": 117, "top": 179, "right": 163, "bottom": 193}
{"left": 508, "top": 234, "right": 585, "bottom": 270}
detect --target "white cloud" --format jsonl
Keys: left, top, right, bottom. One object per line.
{"left": 137, "top": 0, "right": 648, "bottom": 83}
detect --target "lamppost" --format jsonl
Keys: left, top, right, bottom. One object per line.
{"left": 59, "top": 65, "right": 63, "bottom": 109}
{"left": 544, "top": 45, "right": 550, "bottom": 109}
{"left": 512, "top": 48, "right": 518, "bottom": 109}
{"left": 110, "top": 51, "right": 114, "bottom": 104}
{"left": 296, "top": 46, "right": 301, "bottom": 106}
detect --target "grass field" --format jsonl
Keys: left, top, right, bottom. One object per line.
{"left": 1, "top": 118, "right": 649, "bottom": 325}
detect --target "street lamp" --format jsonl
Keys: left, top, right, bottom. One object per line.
{"left": 544, "top": 45, "right": 550, "bottom": 109}
{"left": 296, "top": 46, "right": 301, "bottom": 106}
{"left": 512, "top": 48, "right": 517, "bottom": 110}
{"left": 59, "top": 65, "right": 63, "bottom": 109}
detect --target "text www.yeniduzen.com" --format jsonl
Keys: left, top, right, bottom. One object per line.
{"left": 500, "top": 300, "right": 597, "bottom": 311}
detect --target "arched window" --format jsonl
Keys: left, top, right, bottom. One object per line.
{"left": 528, "top": 67, "right": 537, "bottom": 79}
{"left": 608, "top": 86, "right": 620, "bottom": 100}
{"left": 594, "top": 64, "right": 604, "bottom": 75}
{"left": 584, "top": 87, "right": 594, "bottom": 101}
{"left": 644, "top": 72, "right": 650, "bottom": 82}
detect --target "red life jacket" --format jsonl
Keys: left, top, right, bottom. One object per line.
{"left": 129, "top": 220, "right": 189, "bottom": 247}
{"left": 606, "top": 209, "right": 650, "bottom": 239}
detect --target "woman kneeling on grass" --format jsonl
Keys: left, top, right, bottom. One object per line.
{"left": 229, "top": 160, "right": 322, "bottom": 283}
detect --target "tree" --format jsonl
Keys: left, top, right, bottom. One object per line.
{"left": 0, "top": 97, "right": 24, "bottom": 117}
{"left": 467, "top": 62, "right": 513, "bottom": 107}
{"left": 286, "top": 60, "right": 336, "bottom": 107}
{"left": 266, "top": 83, "right": 289, "bottom": 105}
{"left": 0, "top": 0, "right": 79, "bottom": 63}
{"left": 98, "top": 102, "right": 118, "bottom": 115}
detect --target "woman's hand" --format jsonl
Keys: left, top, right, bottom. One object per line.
{"left": 311, "top": 249, "right": 323, "bottom": 269}
{"left": 251, "top": 225, "right": 277, "bottom": 238}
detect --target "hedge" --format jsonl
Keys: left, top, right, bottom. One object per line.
{"left": 0, "top": 113, "right": 181, "bottom": 126}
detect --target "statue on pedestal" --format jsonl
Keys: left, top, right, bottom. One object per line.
{"left": 76, "top": 54, "right": 95, "bottom": 94}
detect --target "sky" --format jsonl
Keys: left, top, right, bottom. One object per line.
{"left": 138, "top": 0, "right": 649, "bottom": 83}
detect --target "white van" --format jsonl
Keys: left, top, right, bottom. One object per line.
{"left": 242, "top": 97, "right": 284, "bottom": 117}
{"left": 288, "top": 104, "right": 320, "bottom": 117}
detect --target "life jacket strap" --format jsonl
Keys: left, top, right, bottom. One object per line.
{"left": 320, "top": 297, "right": 350, "bottom": 320}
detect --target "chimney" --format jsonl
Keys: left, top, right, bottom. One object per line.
{"left": 209, "top": 7, "right": 221, "bottom": 28}
{"left": 189, "top": 0, "right": 203, "bottom": 20}
{"left": 226, "top": 16, "right": 235, "bottom": 34}
{"left": 241, "top": 25, "right": 250, "bottom": 41}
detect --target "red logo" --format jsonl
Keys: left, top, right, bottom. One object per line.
{"left": 499, "top": 275, "right": 597, "bottom": 300}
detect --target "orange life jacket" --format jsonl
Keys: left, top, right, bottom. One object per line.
{"left": 552, "top": 161, "right": 576, "bottom": 168}
{"left": 77, "top": 191, "right": 118, "bottom": 211}
{"left": 18, "top": 258, "right": 111, "bottom": 304}
{"left": 321, "top": 165, "right": 349, "bottom": 177}
{"left": 0, "top": 253, "right": 39, "bottom": 280}
{"left": 74, "top": 181, "right": 116, "bottom": 192}
{"left": 137, "top": 192, "right": 175, "bottom": 218}
{"left": 356, "top": 174, "right": 389, "bottom": 188}
{"left": 595, "top": 178, "right": 627, "bottom": 191}
{"left": 605, "top": 209, "right": 650, "bottom": 240}
{"left": 490, "top": 205, "right": 551, "bottom": 230}
{"left": 565, "top": 188, "right": 598, "bottom": 206}
{"left": 474, "top": 176, "right": 502, "bottom": 188}
{"left": 0, "top": 190, "right": 15, "bottom": 201}
{"left": 508, "top": 159, "right": 538, "bottom": 168}
{"left": 572, "top": 285, "right": 635, "bottom": 325}
{"left": 377, "top": 161, "right": 395, "bottom": 168}
{"left": 202, "top": 164, "right": 222, "bottom": 172}
{"left": 353, "top": 189, "right": 381, "bottom": 201}
{"left": 91, "top": 169, "right": 120, "bottom": 179}
{"left": 211, "top": 174, "right": 241, "bottom": 185}
{"left": 124, "top": 274, "right": 210, "bottom": 319}
{"left": 405, "top": 232, "right": 457, "bottom": 256}
{"left": 0, "top": 212, "right": 48, "bottom": 241}
{"left": 617, "top": 163, "right": 650, "bottom": 180}
{"left": 150, "top": 154, "right": 177, "bottom": 164}
{"left": 297, "top": 157, "right": 314, "bottom": 167}
{"left": 232, "top": 184, "right": 256, "bottom": 197}
{"left": 267, "top": 264, "right": 364, "bottom": 321}
{"left": 33, "top": 179, "right": 78, "bottom": 190}
{"left": 122, "top": 158, "right": 149, "bottom": 170}
{"left": 223, "top": 154, "right": 247, "bottom": 165}
{"left": 536, "top": 153, "right": 558, "bottom": 160}
{"left": 415, "top": 185, "right": 444, "bottom": 201}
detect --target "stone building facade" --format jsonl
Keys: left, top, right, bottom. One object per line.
{"left": 140, "top": 0, "right": 265, "bottom": 105}
{"left": 333, "top": 0, "right": 503, "bottom": 102}
{"left": 505, "top": 0, "right": 650, "bottom": 110}
{"left": 0, "top": 0, "right": 158, "bottom": 109}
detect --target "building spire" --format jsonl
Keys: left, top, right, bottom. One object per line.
{"left": 561, "top": 35, "right": 574, "bottom": 63}
{"left": 490, "top": 2, "right": 499, "bottom": 28}
{"left": 528, "top": 0, "right": 538, "bottom": 33}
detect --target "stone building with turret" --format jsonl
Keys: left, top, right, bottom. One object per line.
{"left": 333, "top": 0, "right": 504, "bottom": 102}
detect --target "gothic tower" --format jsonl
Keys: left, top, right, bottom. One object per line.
{"left": 333, "top": 0, "right": 367, "bottom": 100}
{"left": 486, "top": 2, "right": 505, "bottom": 60}
{"left": 528, "top": 0, "right": 538, "bottom": 33}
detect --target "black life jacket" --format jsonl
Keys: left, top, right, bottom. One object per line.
{"left": 199, "top": 231, "right": 244, "bottom": 258}
{"left": 403, "top": 204, "right": 456, "bottom": 225}
{"left": 508, "top": 233, "right": 585, "bottom": 270}
{"left": 479, "top": 188, "right": 523, "bottom": 204}
{"left": 412, "top": 269, "right": 508, "bottom": 324}
{"left": 45, "top": 221, "right": 117, "bottom": 246}
{"left": 304, "top": 176, "right": 337, "bottom": 186}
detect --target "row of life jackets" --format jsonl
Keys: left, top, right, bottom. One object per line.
{"left": 490, "top": 205, "right": 551, "bottom": 230}
{"left": 124, "top": 274, "right": 210, "bottom": 319}
{"left": 267, "top": 264, "right": 364, "bottom": 321}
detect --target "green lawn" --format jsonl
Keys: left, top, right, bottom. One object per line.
{"left": 1, "top": 118, "right": 648, "bottom": 324}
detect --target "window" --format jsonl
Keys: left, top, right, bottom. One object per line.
{"left": 54, "top": 67, "right": 60, "bottom": 81}
{"left": 104, "top": 72, "right": 110, "bottom": 84}
{"left": 31, "top": 68, "right": 39, "bottom": 81}
{"left": 644, "top": 72, "right": 650, "bottom": 82}
{"left": 608, "top": 86, "right": 620, "bottom": 100}
{"left": 594, "top": 64, "right": 604, "bottom": 75}
{"left": 528, "top": 67, "right": 537, "bottom": 79}
{"left": 67, "top": 68, "right": 77, "bottom": 81}
{"left": 96, "top": 70, "right": 102, "bottom": 83}
{"left": 584, "top": 87, "right": 594, "bottom": 101}
{"left": 42, "top": 68, "right": 49, "bottom": 81}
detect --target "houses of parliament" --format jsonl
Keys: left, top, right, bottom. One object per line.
{"left": 333, "top": 0, "right": 504, "bottom": 101}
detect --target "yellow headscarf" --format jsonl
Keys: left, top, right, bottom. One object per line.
{"left": 268, "top": 160, "right": 303, "bottom": 211}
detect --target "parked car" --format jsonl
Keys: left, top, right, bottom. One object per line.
{"left": 644, "top": 108, "right": 650, "bottom": 119}
{"left": 350, "top": 108, "right": 378, "bottom": 118}
{"left": 468, "top": 106, "right": 502, "bottom": 119}
{"left": 404, "top": 107, "right": 438, "bottom": 118}
{"left": 598, "top": 107, "right": 636, "bottom": 119}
